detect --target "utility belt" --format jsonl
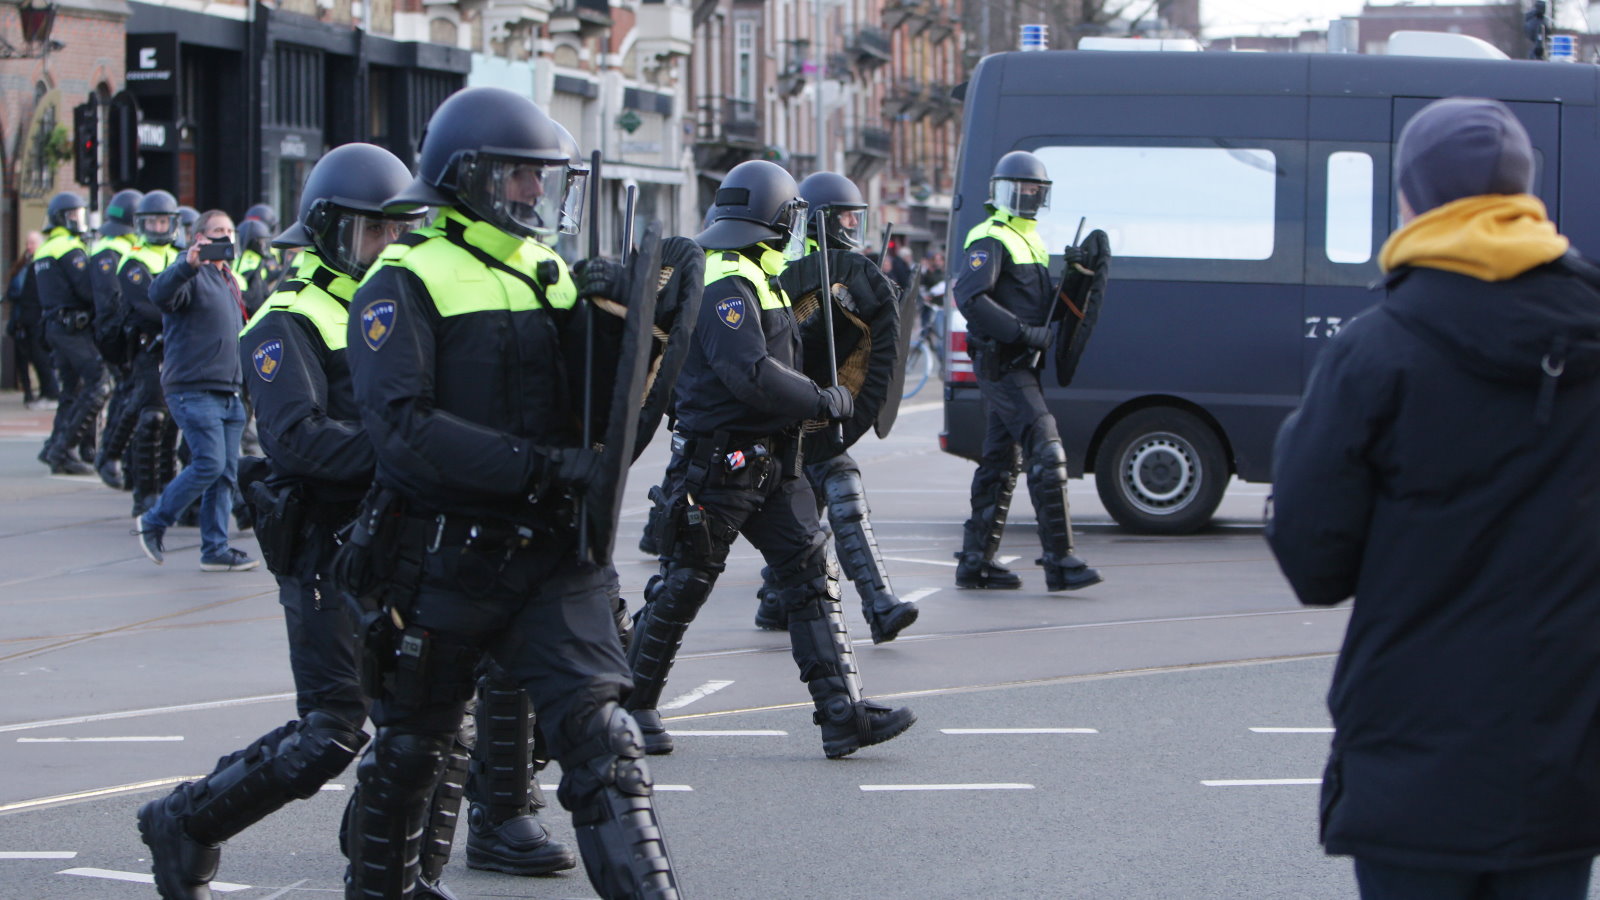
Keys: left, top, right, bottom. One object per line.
{"left": 968, "top": 334, "right": 1038, "bottom": 379}
{"left": 248, "top": 478, "right": 360, "bottom": 576}
{"left": 653, "top": 429, "right": 799, "bottom": 562}
{"left": 54, "top": 308, "right": 92, "bottom": 332}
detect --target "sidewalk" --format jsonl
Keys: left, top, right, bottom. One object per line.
{"left": 0, "top": 388, "right": 56, "bottom": 441}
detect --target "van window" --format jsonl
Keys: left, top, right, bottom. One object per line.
{"left": 1033, "top": 145, "right": 1278, "bottom": 261}
{"left": 1326, "top": 151, "right": 1374, "bottom": 264}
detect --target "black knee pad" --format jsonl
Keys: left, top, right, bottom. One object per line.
{"left": 556, "top": 702, "right": 651, "bottom": 817}
{"left": 652, "top": 564, "right": 716, "bottom": 623}
{"left": 275, "top": 711, "right": 368, "bottom": 799}
{"left": 366, "top": 729, "right": 454, "bottom": 794}
{"left": 1028, "top": 438, "right": 1069, "bottom": 489}
{"left": 771, "top": 542, "right": 832, "bottom": 616}
{"left": 821, "top": 465, "right": 869, "bottom": 526}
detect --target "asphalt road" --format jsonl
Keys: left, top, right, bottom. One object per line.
{"left": 0, "top": 388, "right": 1496, "bottom": 898}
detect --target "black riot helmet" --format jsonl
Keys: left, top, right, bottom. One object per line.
{"left": 798, "top": 171, "right": 868, "bottom": 250}
{"left": 277, "top": 142, "right": 423, "bottom": 279}
{"left": 387, "top": 86, "right": 571, "bottom": 240}
{"left": 989, "top": 150, "right": 1052, "bottom": 219}
{"left": 551, "top": 120, "right": 588, "bottom": 237}
{"left": 135, "top": 191, "right": 181, "bottom": 246}
{"left": 47, "top": 192, "right": 88, "bottom": 234}
{"left": 695, "top": 160, "right": 809, "bottom": 258}
{"left": 175, "top": 206, "right": 199, "bottom": 248}
{"left": 102, "top": 190, "right": 144, "bottom": 238}
{"left": 237, "top": 219, "right": 273, "bottom": 258}
{"left": 244, "top": 203, "right": 279, "bottom": 232}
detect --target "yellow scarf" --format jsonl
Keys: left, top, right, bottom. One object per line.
{"left": 1379, "top": 193, "right": 1569, "bottom": 282}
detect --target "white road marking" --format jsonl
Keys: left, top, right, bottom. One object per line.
{"left": 0, "top": 852, "right": 76, "bottom": 859}
{"left": 0, "top": 692, "right": 296, "bottom": 734}
{"left": 860, "top": 783, "right": 1034, "bottom": 792}
{"left": 59, "top": 868, "right": 251, "bottom": 891}
{"left": 1202, "top": 779, "right": 1322, "bottom": 787}
{"left": 660, "top": 680, "right": 734, "bottom": 710}
{"left": 883, "top": 556, "right": 958, "bottom": 568}
{"left": 0, "top": 776, "right": 202, "bottom": 815}
{"left": 18, "top": 736, "right": 183, "bottom": 743}
{"left": 899, "top": 587, "right": 941, "bottom": 604}
{"left": 664, "top": 730, "right": 786, "bottom": 737}
{"left": 1250, "top": 727, "right": 1334, "bottom": 734}
{"left": 940, "top": 728, "right": 1098, "bottom": 735}
{"left": 999, "top": 555, "right": 1021, "bottom": 565}
{"left": 257, "top": 879, "right": 310, "bottom": 900}
{"left": 319, "top": 784, "right": 347, "bottom": 791}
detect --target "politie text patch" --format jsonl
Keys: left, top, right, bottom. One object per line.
{"left": 360, "top": 300, "right": 397, "bottom": 350}
{"left": 716, "top": 296, "right": 745, "bottom": 329}
{"left": 252, "top": 339, "right": 284, "bottom": 383}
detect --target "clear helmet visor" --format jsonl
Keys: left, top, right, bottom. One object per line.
{"left": 328, "top": 212, "right": 426, "bottom": 279}
{"left": 821, "top": 206, "right": 867, "bottom": 250}
{"left": 60, "top": 207, "right": 88, "bottom": 233}
{"left": 779, "top": 199, "right": 811, "bottom": 262}
{"left": 137, "top": 213, "right": 179, "bottom": 245}
{"left": 459, "top": 154, "right": 569, "bottom": 239}
{"left": 560, "top": 167, "right": 588, "bottom": 236}
{"left": 990, "top": 178, "right": 1051, "bottom": 218}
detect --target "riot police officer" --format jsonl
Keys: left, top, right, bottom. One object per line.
{"left": 627, "top": 160, "right": 917, "bottom": 759}
{"left": 120, "top": 191, "right": 183, "bottom": 519}
{"left": 953, "top": 151, "right": 1102, "bottom": 592}
{"left": 36, "top": 191, "right": 105, "bottom": 476}
{"left": 175, "top": 206, "right": 199, "bottom": 249}
{"left": 136, "top": 144, "right": 454, "bottom": 900}
{"left": 750, "top": 171, "right": 918, "bottom": 643}
{"left": 89, "top": 188, "right": 145, "bottom": 488}
{"left": 340, "top": 86, "right": 679, "bottom": 899}
{"left": 235, "top": 217, "right": 282, "bottom": 315}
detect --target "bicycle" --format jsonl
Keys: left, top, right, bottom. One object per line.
{"left": 902, "top": 285, "right": 946, "bottom": 400}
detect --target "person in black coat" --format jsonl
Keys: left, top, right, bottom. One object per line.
{"left": 1268, "top": 97, "right": 1600, "bottom": 899}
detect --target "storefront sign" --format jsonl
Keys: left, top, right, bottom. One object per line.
{"left": 126, "top": 34, "right": 179, "bottom": 98}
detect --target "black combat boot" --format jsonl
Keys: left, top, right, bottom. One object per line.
{"left": 1039, "top": 554, "right": 1103, "bottom": 591}
{"left": 753, "top": 567, "right": 787, "bottom": 630}
{"left": 137, "top": 792, "right": 222, "bottom": 900}
{"left": 1029, "top": 438, "right": 1103, "bottom": 593}
{"left": 954, "top": 552, "right": 1024, "bottom": 589}
{"left": 956, "top": 454, "right": 1022, "bottom": 589}
{"left": 465, "top": 671, "right": 578, "bottom": 875}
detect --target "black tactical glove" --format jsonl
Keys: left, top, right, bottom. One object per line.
{"left": 816, "top": 385, "right": 854, "bottom": 422}
{"left": 1062, "top": 244, "right": 1088, "bottom": 267}
{"left": 1018, "top": 323, "right": 1053, "bottom": 351}
{"left": 573, "top": 257, "right": 626, "bottom": 304}
{"left": 533, "top": 446, "right": 603, "bottom": 495}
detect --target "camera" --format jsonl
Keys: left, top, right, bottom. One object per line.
{"left": 198, "top": 241, "right": 235, "bottom": 262}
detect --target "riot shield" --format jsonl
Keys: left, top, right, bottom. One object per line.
{"left": 778, "top": 249, "right": 901, "bottom": 461}
{"left": 633, "top": 236, "right": 705, "bottom": 459}
{"left": 1053, "top": 229, "right": 1110, "bottom": 388}
{"left": 877, "top": 267, "right": 923, "bottom": 438}
{"left": 584, "top": 223, "right": 664, "bottom": 566}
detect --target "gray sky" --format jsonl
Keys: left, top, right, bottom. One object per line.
{"left": 1200, "top": 0, "right": 1594, "bottom": 38}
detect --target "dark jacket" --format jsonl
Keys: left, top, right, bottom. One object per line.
{"left": 33, "top": 228, "right": 93, "bottom": 317}
{"left": 672, "top": 245, "right": 824, "bottom": 439}
{"left": 150, "top": 257, "right": 245, "bottom": 395}
{"left": 347, "top": 209, "right": 619, "bottom": 523}
{"left": 240, "top": 252, "right": 373, "bottom": 506}
{"left": 1268, "top": 254, "right": 1600, "bottom": 871}
{"left": 953, "top": 212, "right": 1053, "bottom": 348}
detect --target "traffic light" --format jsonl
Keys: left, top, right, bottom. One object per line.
{"left": 107, "top": 92, "right": 139, "bottom": 188}
{"left": 72, "top": 101, "right": 98, "bottom": 188}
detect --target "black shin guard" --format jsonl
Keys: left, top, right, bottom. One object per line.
{"left": 344, "top": 729, "right": 453, "bottom": 899}
{"left": 820, "top": 465, "right": 917, "bottom": 643}
{"left": 558, "top": 703, "right": 679, "bottom": 900}
{"left": 1027, "top": 439, "right": 1103, "bottom": 591}
{"left": 418, "top": 730, "right": 470, "bottom": 886}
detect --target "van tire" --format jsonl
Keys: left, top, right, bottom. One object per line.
{"left": 1094, "top": 408, "right": 1228, "bottom": 534}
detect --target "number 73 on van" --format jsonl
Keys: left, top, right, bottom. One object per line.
{"left": 1305, "top": 316, "right": 1345, "bottom": 339}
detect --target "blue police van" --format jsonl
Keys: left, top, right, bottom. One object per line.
{"left": 940, "top": 49, "right": 1600, "bottom": 533}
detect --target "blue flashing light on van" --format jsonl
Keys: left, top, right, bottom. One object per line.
{"left": 941, "top": 49, "right": 1600, "bottom": 533}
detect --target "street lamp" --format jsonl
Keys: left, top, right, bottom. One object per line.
{"left": 2, "top": 0, "right": 64, "bottom": 60}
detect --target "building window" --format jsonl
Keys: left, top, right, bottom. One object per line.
{"left": 272, "top": 44, "right": 323, "bottom": 130}
{"left": 1033, "top": 144, "right": 1279, "bottom": 261}
{"left": 735, "top": 20, "right": 755, "bottom": 103}
{"left": 1326, "top": 151, "right": 1373, "bottom": 264}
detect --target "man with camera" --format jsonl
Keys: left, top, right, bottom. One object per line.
{"left": 133, "top": 209, "right": 259, "bottom": 572}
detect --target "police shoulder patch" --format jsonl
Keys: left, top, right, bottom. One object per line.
{"left": 968, "top": 250, "right": 990, "bottom": 270}
{"left": 360, "top": 299, "right": 397, "bottom": 350}
{"left": 99, "top": 259, "right": 113, "bottom": 273}
{"left": 72, "top": 255, "right": 86, "bottom": 269}
{"left": 129, "top": 268, "right": 144, "bottom": 284}
{"left": 716, "top": 295, "right": 745, "bottom": 330}
{"left": 252, "top": 339, "right": 284, "bottom": 383}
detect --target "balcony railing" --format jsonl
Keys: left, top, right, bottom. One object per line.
{"left": 849, "top": 27, "right": 892, "bottom": 67}
{"left": 697, "top": 97, "right": 761, "bottom": 146}
{"left": 852, "top": 126, "right": 892, "bottom": 157}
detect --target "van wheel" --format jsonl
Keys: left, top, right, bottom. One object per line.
{"left": 1094, "top": 408, "right": 1228, "bottom": 535}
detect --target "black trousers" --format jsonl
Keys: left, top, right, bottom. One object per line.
{"left": 371, "top": 540, "right": 630, "bottom": 751}
{"left": 974, "top": 363, "right": 1059, "bottom": 469}
{"left": 279, "top": 524, "right": 368, "bottom": 727}
{"left": 12, "top": 321, "right": 57, "bottom": 400}
{"left": 44, "top": 321, "right": 106, "bottom": 451}
{"left": 1353, "top": 857, "right": 1594, "bottom": 900}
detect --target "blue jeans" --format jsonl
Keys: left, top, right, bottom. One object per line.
{"left": 142, "top": 390, "right": 244, "bottom": 559}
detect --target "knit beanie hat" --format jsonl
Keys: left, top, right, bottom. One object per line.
{"left": 1396, "top": 97, "right": 1535, "bottom": 214}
